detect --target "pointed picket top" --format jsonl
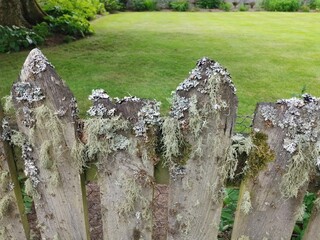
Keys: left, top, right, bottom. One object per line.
{"left": 232, "top": 95, "right": 320, "bottom": 239}
{"left": 11, "top": 49, "right": 88, "bottom": 239}
{"left": 166, "top": 57, "right": 238, "bottom": 239}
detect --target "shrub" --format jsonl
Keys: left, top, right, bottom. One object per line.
{"left": 144, "top": 0, "right": 158, "bottom": 10}
{"left": 104, "top": 0, "right": 123, "bottom": 13}
{"left": 46, "top": 15, "right": 93, "bottom": 38}
{"left": 262, "top": 0, "right": 300, "bottom": 11}
{"left": 38, "top": 0, "right": 104, "bottom": 20}
{"left": 170, "top": 0, "right": 189, "bottom": 11}
{"left": 197, "top": 0, "right": 222, "bottom": 8}
{"left": 32, "top": 22, "right": 51, "bottom": 38}
{"left": 309, "top": 0, "right": 320, "bottom": 9}
{"left": 0, "top": 25, "right": 44, "bottom": 53}
{"left": 219, "top": 1, "right": 233, "bottom": 10}
{"left": 239, "top": 3, "right": 249, "bottom": 10}
{"left": 132, "top": 0, "right": 147, "bottom": 10}
{"left": 300, "top": 4, "right": 310, "bottom": 11}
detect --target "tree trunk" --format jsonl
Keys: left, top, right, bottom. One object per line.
{"left": 0, "top": 0, "right": 45, "bottom": 27}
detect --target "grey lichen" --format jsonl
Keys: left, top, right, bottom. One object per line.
{"left": 240, "top": 191, "right": 253, "bottom": 215}
{"left": 25, "top": 48, "right": 53, "bottom": 75}
{"left": 1, "top": 118, "right": 11, "bottom": 142}
{"left": 22, "top": 106, "right": 35, "bottom": 128}
{"left": 12, "top": 82, "right": 45, "bottom": 103}
{"left": 188, "top": 95, "right": 204, "bottom": 138}
{"left": 170, "top": 94, "right": 190, "bottom": 120}
{"left": 88, "top": 89, "right": 110, "bottom": 101}
{"left": 22, "top": 143, "right": 40, "bottom": 188}
{"left": 260, "top": 95, "right": 320, "bottom": 198}
{"left": 260, "top": 105, "right": 277, "bottom": 126}
{"left": 134, "top": 100, "right": 161, "bottom": 137}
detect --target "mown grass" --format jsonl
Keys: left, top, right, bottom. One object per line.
{"left": 1, "top": 12, "right": 320, "bottom": 118}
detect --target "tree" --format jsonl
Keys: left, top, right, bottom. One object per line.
{"left": 0, "top": 0, "right": 45, "bottom": 27}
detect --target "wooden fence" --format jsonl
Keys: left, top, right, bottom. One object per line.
{"left": 0, "top": 48, "right": 320, "bottom": 240}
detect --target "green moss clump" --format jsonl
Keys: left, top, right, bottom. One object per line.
{"left": 245, "top": 132, "right": 275, "bottom": 178}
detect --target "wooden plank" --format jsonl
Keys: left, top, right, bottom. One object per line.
{"left": 11, "top": 48, "right": 88, "bottom": 239}
{"left": 0, "top": 104, "right": 28, "bottom": 239}
{"left": 85, "top": 91, "right": 161, "bottom": 239}
{"left": 165, "top": 58, "right": 238, "bottom": 239}
{"left": 302, "top": 197, "right": 320, "bottom": 240}
{"left": 232, "top": 97, "right": 320, "bottom": 239}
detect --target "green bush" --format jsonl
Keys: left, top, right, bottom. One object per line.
{"left": 196, "top": 0, "right": 222, "bottom": 8}
{"left": 144, "top": 0, "right": 158, "bottom": 10}
{"left": 239, "top": 3, "right": 249, "bottom": 10}
{"left": 262, "top": 0, "right": 300, "bottom": 11}
{"left": 170, "top": 0, "right": 189, "bottom": 11}
{"left": 300, "top": 4, "right": 310, "bottom": 11}
{"left": 32, "top": 22, "right": 51, "bottom": 38}
{"left": 0, "top": 25, "right": 44, "bottom": 53}
{"left": 132, "top": 0, "right": 147, "bottom": 10}
{"left": 309, "top": 0, "right": 320, "bottom": 9}
{"left": 46, "top": 15, "right": 93, "bottom": 38}
{"left": 219, "top": 1, "right": 233, "bottom": 10}
{"left": 104, "top": 0, "right": 123, "bottom": 13}
{"left": 38, "top": 0, "right": 104, "bottom": 20}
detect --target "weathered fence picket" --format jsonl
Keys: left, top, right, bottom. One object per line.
{"left": 302, "top": 198, "right": 320, "bottom": 239}
{"left": 232, "top": 100, "right": 320, "bottom": 239}
{"left": 0, "top": 104, "right": 28, "bottom": 239}
{"left": 165, "top": 58, "right": 237, "bottom": 239}
{"left": 85, "top": 92, "right": 161, "bottom": 239}
{"left": 11, "top": 49, "right": 89, "bottom": 239}
{"left": 1, "top": 48, "right": 320, "bottom": 240}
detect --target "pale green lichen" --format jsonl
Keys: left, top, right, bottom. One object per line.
{"left": 34, "top": 105, "right": 62, "bottom": 147}
{"left": 294, "top": 203, "right": 305, "bottom": 221}
{"left": 39, "top": 140, "right": 53, "bottom": 169}
{"left": 162, "top": 117, "right": 182, "bottom": 166}
{"left": 238, "top": 236, "right": 250, "bottom": 240}
{"left": 117, "top": 175, "right": 150, "bottom": 220}
{"left": 10, "top": 130, "right": 26, "bottom": 147}
{"left": 2, "top": 95, "right": 14, "bottom": 113}
{"left": 25, "top": 178, "right": 40, "bottom": 199}
{"left": 50, "top": 170, "right": 61, "bottom": 187}
{"left": 0, "top": 194, "right": 14, "bottom": 220}
{"left": 188, "top": 95, "right": 204, "bottom": 138}
{"left": 280, "top": 144, "right": 314, "bottom": 198}
{"left": 176, "top": 213, "right": 191, "bottom": 235}
{"left": 223, "top": 134, "right": 254, "bottom": 181}
{"left": 314, "top": 197, "right": 320, "bottom": 211}
{"left": 71, "top": 140, "right": 87, "bottom": 174}
{"left": 84, "top": 116, "right": 129, "bottom": 160}
{"left": 240, "top": 191, "right": 252, "bottom": 215}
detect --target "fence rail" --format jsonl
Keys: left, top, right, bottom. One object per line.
{"left": 0, "top": 48, "right": 319, "bottom": 240}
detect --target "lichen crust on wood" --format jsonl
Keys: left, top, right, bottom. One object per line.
{"left": 167, "top": 57, "right": 238, "bottom": 239}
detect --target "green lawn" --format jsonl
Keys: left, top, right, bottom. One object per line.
{"left": 1, "top": 12, "right": 320, "bottom": 118}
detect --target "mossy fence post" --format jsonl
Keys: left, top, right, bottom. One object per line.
{"left": 0, "top": 104, "right": 28, "bottom": 239}
{"left": 85, "top": 91, "right": 161, "bottom": 239}
{"left": 232, "top": 99, "right": 320, "bottom": 239}
{"left": 164, "top": 58, "right": 237, "bottom": 239}
{"left": 11, "top": 49, "right": 89, "bottom": 239}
